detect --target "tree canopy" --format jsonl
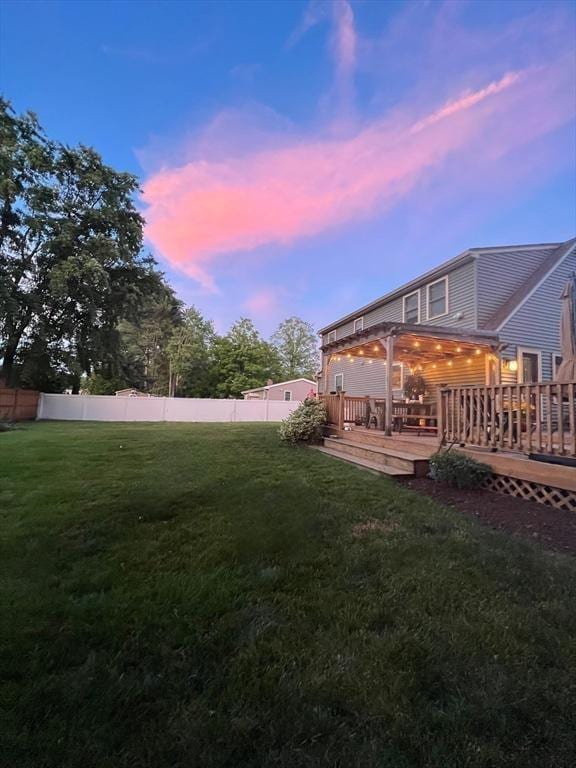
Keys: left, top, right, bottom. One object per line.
{"left": 0, "top": 99, "right": 165, "bottom": 391}
{"left": 271, "top": 316, "right": 318, "bottom": 380}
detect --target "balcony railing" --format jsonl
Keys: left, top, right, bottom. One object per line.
{"left": 439, "top": 382, "right": 576, "bottom": 457}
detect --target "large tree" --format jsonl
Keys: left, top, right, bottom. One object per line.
{"left": 0, "top": 100, "right": 162, "bottom": 390}
{"left": 166, "top": 306, "right": 216, "bottom": 397}
{"left": 271, "top": 316, "right": 318, "bottom": 380}
{"left": 213, "top": 318, "right": 281, "bottom": 398}
{"left": 118, "top": 282, "right": 183, "bottom": 394}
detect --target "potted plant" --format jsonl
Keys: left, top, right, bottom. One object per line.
{"left": 403, "top": 373, "right": 427, "bottom": 403}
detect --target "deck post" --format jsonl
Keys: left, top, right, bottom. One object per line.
{"left": 384, "top": 334, "right": 394, "bottom": 436}
{"left": 337, "top": 391, "right": 345, "bottom": 431}
{"left": 437, "top": 387, "right": 444, "bottom": 446}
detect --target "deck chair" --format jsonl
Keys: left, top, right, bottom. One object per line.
{"left": 365, "top": 398, "right": 384, "bottom": 430}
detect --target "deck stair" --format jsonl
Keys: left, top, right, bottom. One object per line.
{"left": 320, "top": 433, "right": 431, "bottom": 478}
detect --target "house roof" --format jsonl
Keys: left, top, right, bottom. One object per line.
{"left": 481, "top": 238, "right": 576, "bottom": 331}
{"left": 318, "top": 240, "right": 566, "bottom": 335}
{"left": 241, "top": 378, "right": 317, "bottom": 395}
{"left": 320, "top": 320, "right": 500, "bottom": 355}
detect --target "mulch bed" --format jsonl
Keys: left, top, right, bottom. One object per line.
{"left": 401, "top": 477, "right": 576, "bottom": 555}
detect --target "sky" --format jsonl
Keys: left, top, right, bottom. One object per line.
{"left": 1, "top": 0, "right": 575, "bottom": 336}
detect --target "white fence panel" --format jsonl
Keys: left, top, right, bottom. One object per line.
{"left": 38, "top": 394, "right": 299, "bottom": 423}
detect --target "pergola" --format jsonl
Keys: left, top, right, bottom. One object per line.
{"left": 320, "top": 321, "right": 502, "bottom": 434}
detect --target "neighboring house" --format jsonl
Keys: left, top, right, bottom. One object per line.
{"left": 115, "top": 388, "right": 151, "bottom": 398}
{"left": 318, "top": 237, "right": 576, "bottom": 398}
{"left": 242, "top": 378, "right": 317, "bottom": 402}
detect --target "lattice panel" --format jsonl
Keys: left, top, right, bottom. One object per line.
{"left": 483, "top": 474, "right": 576, "bottom": 512}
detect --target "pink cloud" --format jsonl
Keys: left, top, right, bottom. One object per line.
{"left": 244, "top": 289, "right": 279, "bottom": 316}
{"left": 141, "top": 58, "right": 574, "bottom": 289}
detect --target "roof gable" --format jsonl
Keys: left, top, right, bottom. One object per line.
{"left": 481, "top": 238, "right": 576, "bottom": 331}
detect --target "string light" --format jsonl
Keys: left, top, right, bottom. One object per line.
{"left": 436, "top": 344, "right": 442, "bottom": 351}
{"left": 432, "top": 364, "right": 437, "bottom": 369}
{"left": 359, "top": 350, "right": 364, "bottom": 355}
{"left": 373, "top": 345, "right": 379, "bottom": 352}
{"left": 475, "top": 349, "right": 482, "bottom": 355}
{"left": 413, "top": 341, "right": 420, "bottom": 348}
{"left": 466, "top": 358, "right": 472, "bottom": 365}
{"left": 447, "top": 360, "right": 453, "bottom": 367}
{"left": 456, "top": 346, "right": 462, "bottom": 353}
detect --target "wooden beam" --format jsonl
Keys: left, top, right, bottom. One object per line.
{"left": 385, "top": 335, "right": 394, "bottom": 436}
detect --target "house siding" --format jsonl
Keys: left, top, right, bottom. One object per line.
{"left": 476, "top": 247, "right": 559, "bottom": 328}
{"left": 322, "top": 357, "right": 405, "bottom": 398}
{"left": 498, "top": 249, "right": 576, "bottom": 380}
{"left": 267, "top": 380, "right": 316, "bottom": 401}
{"left": 321, "top": 260, "right": 477, "bottom": 345}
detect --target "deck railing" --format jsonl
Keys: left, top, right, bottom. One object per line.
{"left": 320, "top": 392, "right": 368, "bottom": 429}
{"left": 439, "top": 382, "right": 576, "bottom": 457}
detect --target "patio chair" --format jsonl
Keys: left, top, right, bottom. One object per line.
{"left": 365, "top": 398, "right": 384, "bottom": 430}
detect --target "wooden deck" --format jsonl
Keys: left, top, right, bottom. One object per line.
{"left": 318, "top": 425, "right": 576, "bottom": 512}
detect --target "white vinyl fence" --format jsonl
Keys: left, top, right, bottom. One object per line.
{"left": 37, "top": 394, "right": 300, "bottom": 423}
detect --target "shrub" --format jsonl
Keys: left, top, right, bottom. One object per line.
{"left": 279, "top": 397, "right": 327, "bottom": 444}
{"left": 0, "top": 421, "right": 15, "bottom": 433}
{"left": 429, "top": 450, "right": 491, "bottom": 490}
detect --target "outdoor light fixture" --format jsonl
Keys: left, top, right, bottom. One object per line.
{"left": 508, "top": 359, "right": 518, "bottom": 372}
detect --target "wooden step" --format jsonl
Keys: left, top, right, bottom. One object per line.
{"left": 314, "top": 446, "right": 413, "bottom": 477}
{"left": 325, "top": 427, "right": 436, "bottom": 457}
{"left": 323, "top": 437, "right": 429, "bottom": 477}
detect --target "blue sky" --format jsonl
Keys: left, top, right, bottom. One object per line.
{"left": 1, "top": 0, "right": 575, "bottom": 335}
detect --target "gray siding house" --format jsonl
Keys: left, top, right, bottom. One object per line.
{"left": 318, "top": 237, "right": 576, "bottom": 398}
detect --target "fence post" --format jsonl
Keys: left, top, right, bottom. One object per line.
{"left": 265, "top": 397, "right": 270, "bottom": 422}
{"left": 13, "top": 388, "right": 19, "bottom": 421}
{"left": 337, "top": 391, "right": 344, "bottom": 430}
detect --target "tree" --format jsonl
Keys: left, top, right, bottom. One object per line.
{"left": 0, "top": 100, "right": 162, "bottom": 391}
{"left": 271, "top": 316, "right": 318, "bottom": 380}
{"left": 166, "top": 306, "right": 216, "bottom": 397}
{"left": 213, "top": 318, "right": 281, "bottom": 398}
{"left": 118, "top": 281, "right": 183, "bottom": 394}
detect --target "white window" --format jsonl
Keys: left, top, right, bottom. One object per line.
{"left": 283, "top": 390, "right": 292, "bottom": 401}
{"left": 517, "top": 347, "right": 542, "bottom": 383}
{"left": 403, "top": 291, "right": 420, "bottom": 324}
{"left": 334, "top": 373, "right": 344, "bottom": 392}
{"left": 327, "top": 330, "right": 336, "bottom": 344}
{"left": 553, "top": 354, "right": 563, "bottom": 379}
{"left": 427, "top": 276, "right": 448, "bottom": 319}
{"left": 354, "top": 317, "right": 364, "bottom": 333}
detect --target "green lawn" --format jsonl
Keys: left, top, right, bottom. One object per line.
{"left": 1, "top": 422, "right": 576, "bottom": 768}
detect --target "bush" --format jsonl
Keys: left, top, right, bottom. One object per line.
{"left": 279, "top": 397, "right": 327, "bottom": 445}
{"left": 429, "top": 450, "right": 491, "bottom": 490}
{"left": 0, "top": 421, "right": 15, "bottom": 433}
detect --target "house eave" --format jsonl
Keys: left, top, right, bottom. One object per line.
{"left": 320, "top": 320, "right": 500, "bottom": 354}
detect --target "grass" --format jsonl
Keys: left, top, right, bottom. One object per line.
{"left": 1, "top": 421, "right": 576, "bottom": 768}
